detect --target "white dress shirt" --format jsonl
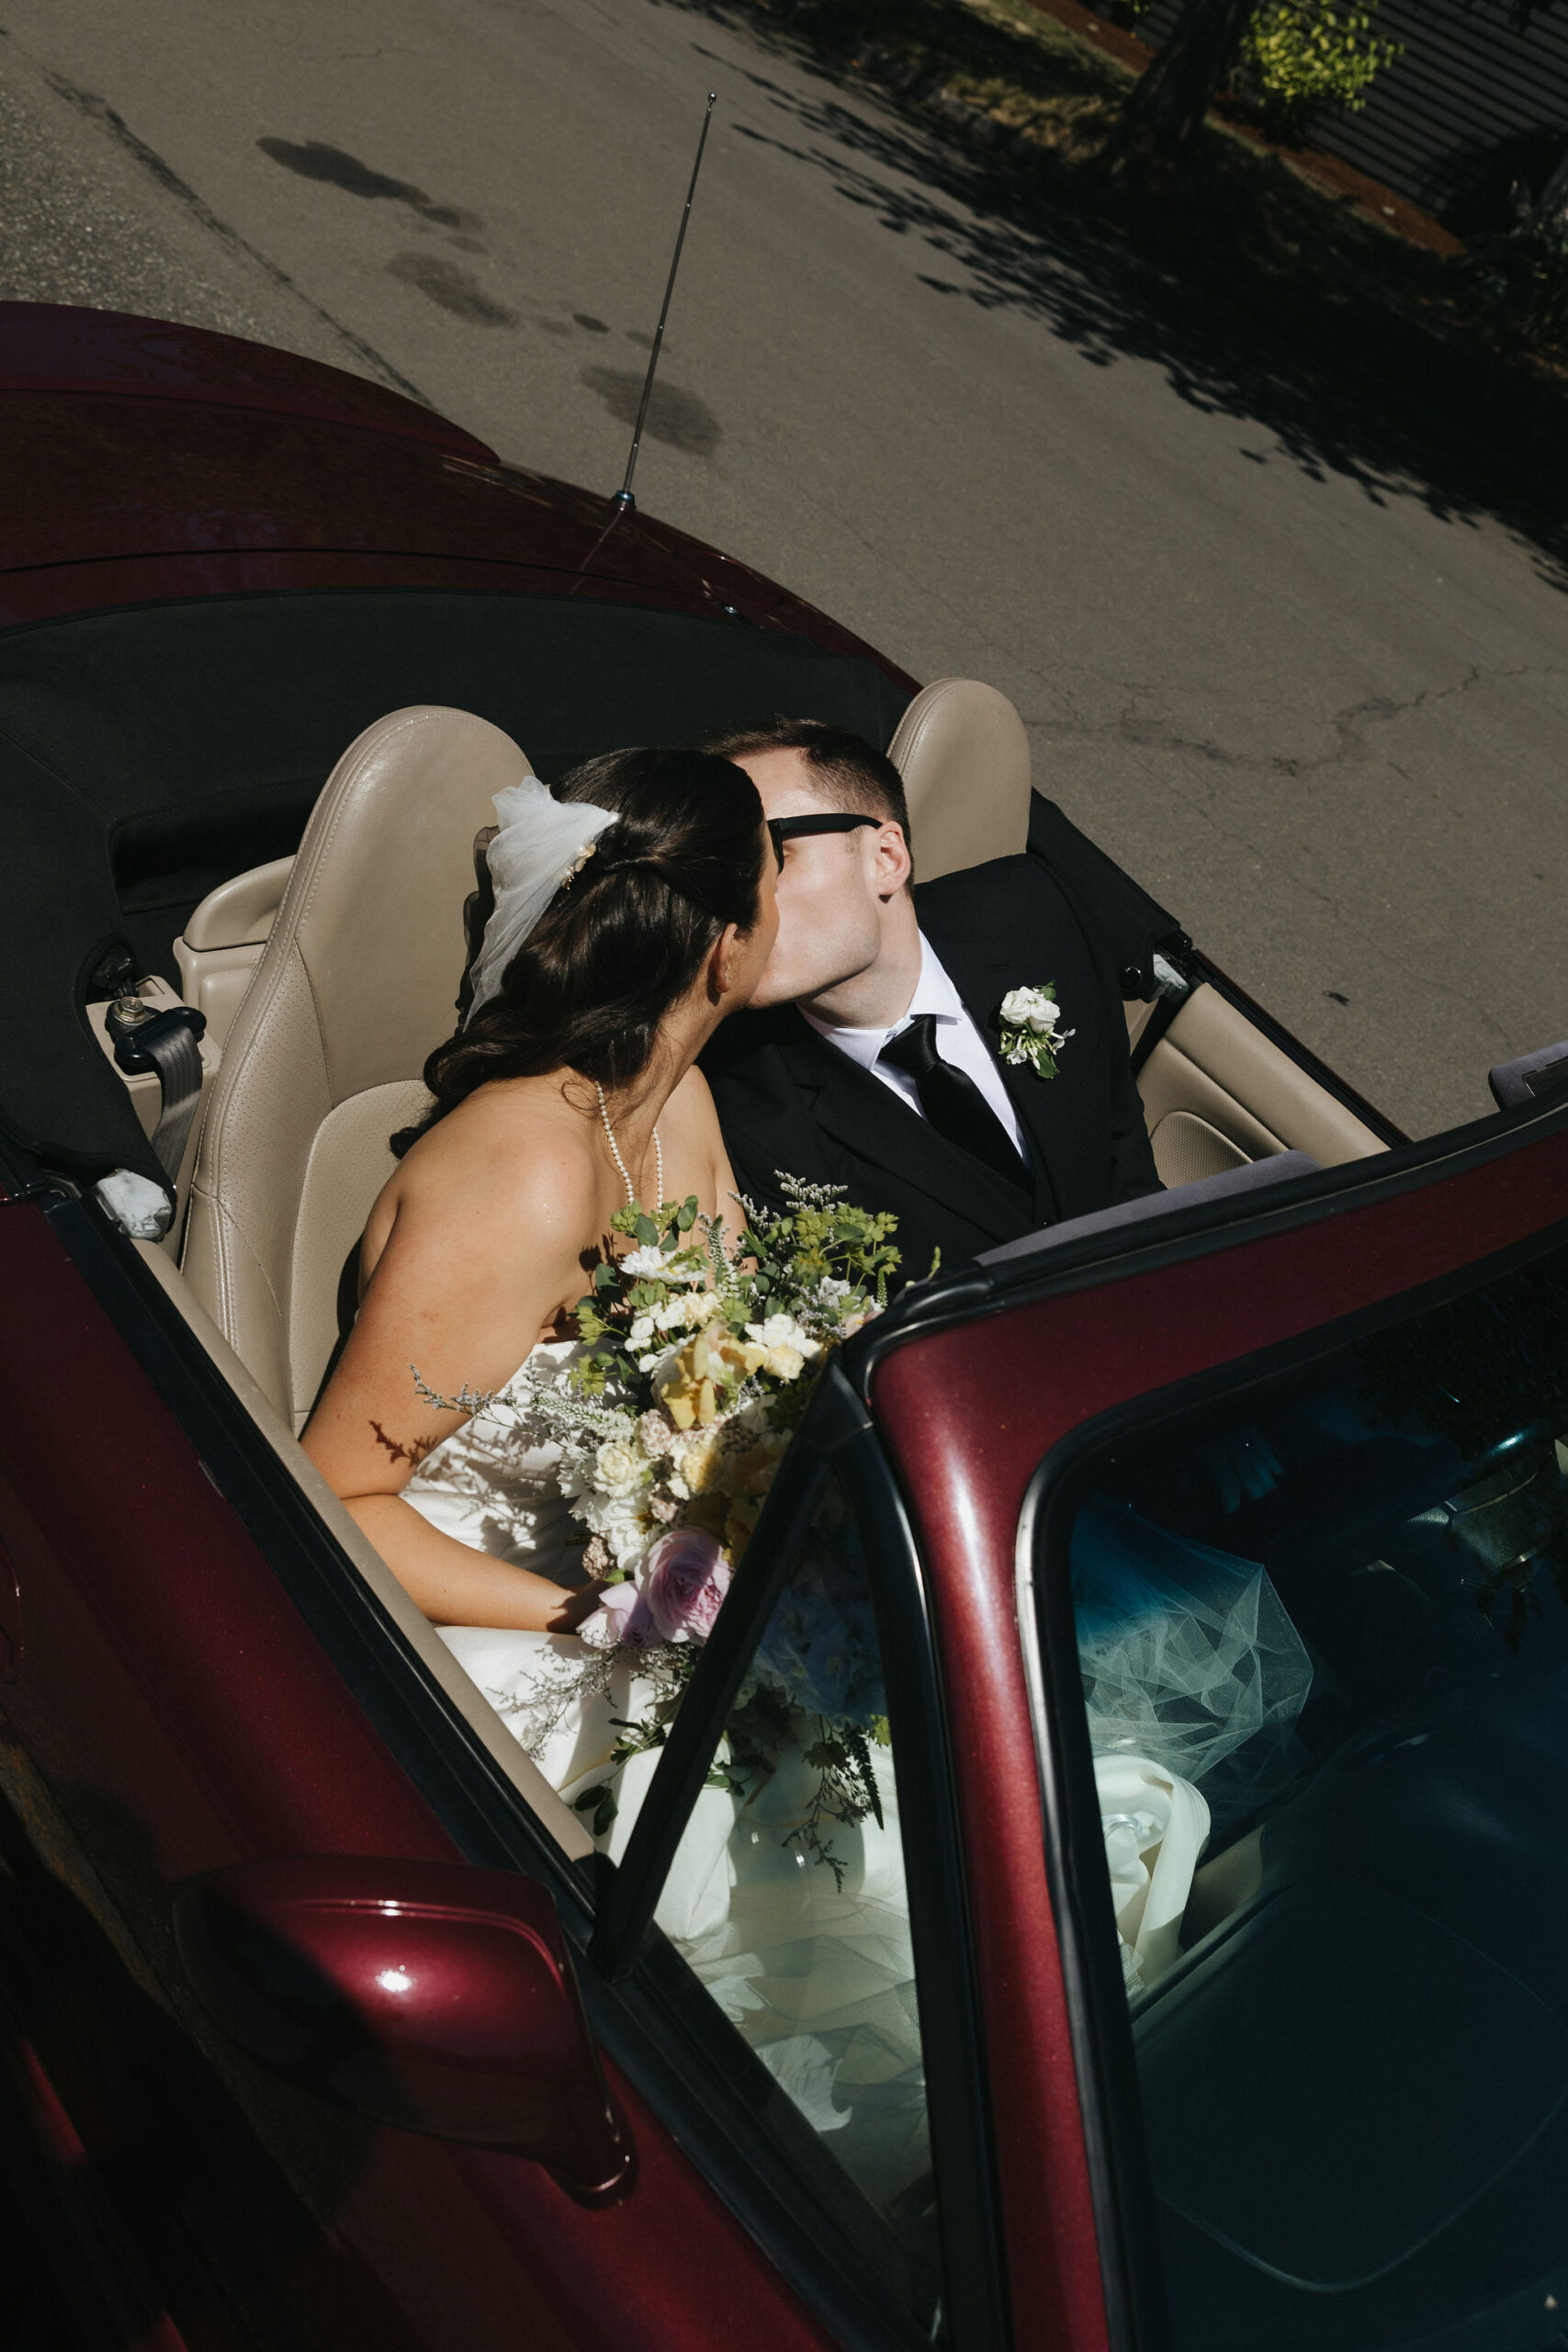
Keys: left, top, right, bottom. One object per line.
{"left": 800, "top": 933, "right": 1032, "bottom": 1164}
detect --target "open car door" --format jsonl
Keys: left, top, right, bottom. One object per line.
{"left": 863, "top": 1087, "right": 1568, "bottom": 2352}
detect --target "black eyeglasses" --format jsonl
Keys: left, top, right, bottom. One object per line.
{"left": 766, "top": 812, "right": 881, "bottom": 870}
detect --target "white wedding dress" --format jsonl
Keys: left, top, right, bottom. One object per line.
{"left": 402, "top": 1338, "right": 644, "bottom": 1805}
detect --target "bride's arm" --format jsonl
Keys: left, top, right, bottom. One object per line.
{"left": 302, "top": 1136, "right": 600, "bottom": 1634}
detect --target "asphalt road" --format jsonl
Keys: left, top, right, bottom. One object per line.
{"left": 4, "top": 0, "right": 1565, "bottom": 1137}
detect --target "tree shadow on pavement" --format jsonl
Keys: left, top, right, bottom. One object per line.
{"left": 650, "top": 0, "right": 1568, "bottom": 596}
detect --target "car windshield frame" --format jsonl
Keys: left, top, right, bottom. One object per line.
{"left": 1016, "top": 1212, "right": 1568, "bottom": 2352}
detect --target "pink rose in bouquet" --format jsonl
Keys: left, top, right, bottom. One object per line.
{"left": 642, "top": 1527, "right": 732, "bottom": 1644}
{"left": 581, "top": 1577, "right": 660, "bottom": 1652}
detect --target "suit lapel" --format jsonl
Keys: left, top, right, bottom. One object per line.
{"left": 778, "top": 1022, "right": 1035, "bottom": 1246}
{"left": 920, "top": 910, "right": 1070, "bottom": 1227}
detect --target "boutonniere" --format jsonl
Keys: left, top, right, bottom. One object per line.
{"left": 998, "top": 984, "right": 1075, "bottom": 1079}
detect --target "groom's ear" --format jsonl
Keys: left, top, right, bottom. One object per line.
{"left": 871, "top": 819, "right": 913, "bottom": 901}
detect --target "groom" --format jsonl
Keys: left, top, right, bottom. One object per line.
{"left": 699, "top": 718, "right": 1161, "bottom": 1282}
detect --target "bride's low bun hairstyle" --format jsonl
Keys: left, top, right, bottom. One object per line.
{"left": 398, "top": 746, "right": 765, "bottom": 1151}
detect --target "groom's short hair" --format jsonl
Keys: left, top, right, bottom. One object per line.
{"left": 695, "top": 718, "right": 912, "bottom": 858}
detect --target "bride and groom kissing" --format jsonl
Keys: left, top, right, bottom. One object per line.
{"left": 302, "top": 716, "right": 1159, "bottom": 1713}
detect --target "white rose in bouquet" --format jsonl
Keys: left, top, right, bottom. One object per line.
{"left": 744, "top": 1311, "right": 822, "bottom": 1384}
{"left": 592, "top": 1436, "right": 645, "bottom": 1498}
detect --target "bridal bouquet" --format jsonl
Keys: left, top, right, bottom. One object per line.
{"left": 417, "top": 1179, "right": 902, "bottom": 1871}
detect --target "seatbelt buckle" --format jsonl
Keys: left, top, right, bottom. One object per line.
{"left": 106, "top": 997, "right": 210, "bottom": 1187}
{"left": 107, "top": 997, "right": 207, "bottom": 1074}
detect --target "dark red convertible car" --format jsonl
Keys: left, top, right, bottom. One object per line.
{"left": 3, "top": 300, "right": 1567, "bottom": 2352}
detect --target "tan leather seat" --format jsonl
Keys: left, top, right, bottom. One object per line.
{"left": 175, "top": 854, "right": 295, "bottom": 1052}
{"left": 887, "top": 678, "right": 1032, "bottom": 882}
{"left": 183, "top": 707, "right": 532, "bottom": 1429}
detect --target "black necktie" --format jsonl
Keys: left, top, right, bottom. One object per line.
{"left": 880, "top": 1014, "right": 1031, "bottom": 1193}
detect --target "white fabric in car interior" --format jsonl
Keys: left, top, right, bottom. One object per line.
{"left": 1096, "top": 1753, "right": 1210, "bottom": 1990}
{"left": 1074, "top": 1500, "right": 1313, "bottom": 1836}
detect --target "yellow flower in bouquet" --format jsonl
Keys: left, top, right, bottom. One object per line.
{"left": 656, "top": 1321, "right": 766, "bottom": 1429}
{"left": 661, "top": 1407, "right": 791, "bottom": 1560}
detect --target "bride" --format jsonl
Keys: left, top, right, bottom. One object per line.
{"left": 302, "top": 744, "right": 777, "bottom": 1753}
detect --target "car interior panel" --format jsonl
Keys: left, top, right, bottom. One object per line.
{"left": 1490, "top": 1035, "right": 1568, "bottom": 1110}
{"left": 978, "top": 1149, "right": 1322, "bottom": 1272}
{"left": 1142, "top": 980, "right": 1388, "bottom": 1182}
{"left": 1137, "top": 1006, "right": 1289, "bottom": 1178}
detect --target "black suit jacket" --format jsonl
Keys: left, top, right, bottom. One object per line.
{"left": 703, "top": 855, "right": 1161, "bottom": 1283}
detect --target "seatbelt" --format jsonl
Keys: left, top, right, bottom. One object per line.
{"left": 107, "top": 998, "right": 209, "bottom": 1183}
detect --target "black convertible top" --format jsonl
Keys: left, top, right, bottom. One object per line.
{"left": 1, "top": 587, "right": 909, "bottom": 1182}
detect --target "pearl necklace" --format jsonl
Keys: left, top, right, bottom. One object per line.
{"left": 595, "top": 1081, "right": 663, "bottom": 1208}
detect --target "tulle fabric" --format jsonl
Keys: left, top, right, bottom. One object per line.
{"left": 1075, "top": 1498, "right": 1314, "bottom": 1823}
{"left": 465, "top": 775, "right": 616, "bottom": 1020}
{"left": 1074, "top": 1500, "right": 1313, "bottom": 1986}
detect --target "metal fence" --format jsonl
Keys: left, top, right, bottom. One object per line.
{"left": 1129, "top": 0, "right": 1568, "bottom": 228}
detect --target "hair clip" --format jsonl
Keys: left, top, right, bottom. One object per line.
{"left": 558, "top": 841, "right": 599, "bottom": 889}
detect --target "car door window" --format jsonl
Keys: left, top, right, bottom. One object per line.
{"left": 1036, "top": 1233, "right": 1568, "bottom": 2352}
{"left": 645, "top": 1464, "right": 946, "bottom": 2339}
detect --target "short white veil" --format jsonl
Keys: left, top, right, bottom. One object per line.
{"left": 465, "top": 775, "right": 616, "bottom": 1022}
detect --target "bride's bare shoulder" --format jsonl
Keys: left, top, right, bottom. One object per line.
{"left": 364, "top": 1078, "right": 599, "bottom": 1279}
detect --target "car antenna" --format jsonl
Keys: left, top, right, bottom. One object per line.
{"left": 613, "top": 91, "right": 716, "bottom": 513}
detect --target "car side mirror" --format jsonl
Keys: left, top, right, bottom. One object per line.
{"left": 173, "top": 1855, "right": 632, "bottom": 2198}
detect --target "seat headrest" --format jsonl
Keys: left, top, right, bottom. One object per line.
{"left": 887, "top": 678, "right": 1032, "bottom": 883}
{"left": 262, "top": 704, "right": 531, "bottom": 1103}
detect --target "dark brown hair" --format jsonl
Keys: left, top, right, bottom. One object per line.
{"left": 694, "top": 717, "right": 911, "bottom": 854}
{"left": 395, "top": 746, "right": 765, "bottom": 1153}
